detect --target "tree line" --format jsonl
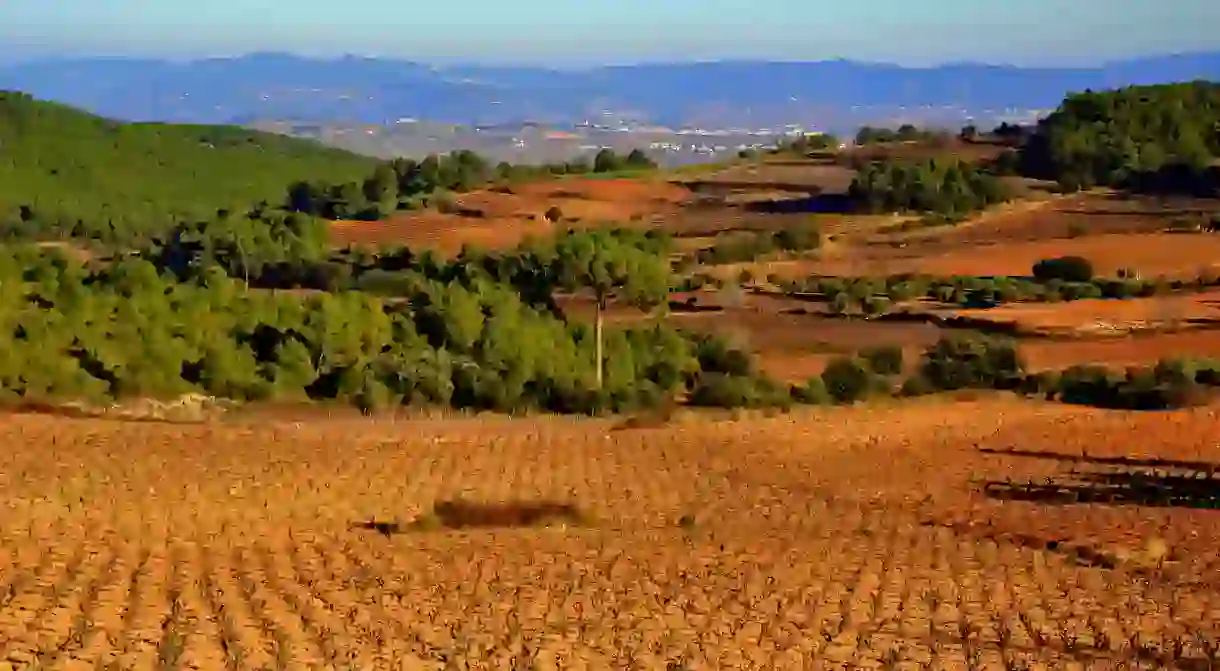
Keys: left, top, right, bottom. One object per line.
{"left": 284, "top": 148, "right": 658, "bottom": 222}
{"left": 855, "top": 124, "right": 951, "bottom": 146}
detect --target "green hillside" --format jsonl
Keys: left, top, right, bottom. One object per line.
{"left": 0, "top": 91, "right": 378, "bottom": 241}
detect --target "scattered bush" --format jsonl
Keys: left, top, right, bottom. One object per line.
{"left": 918, "top": 334, "right": 1024, "bottom": 392}
{"left": 688, "top": 374, "right": 791, "bottom": 408}
{"left": 1049, "top": 361, "right": 1218, "bottom": 410}
{"left": 695, "top": 222, "right": 820, "bottom": 266}
{"left": 1032, "top": 256, "right": 1094, "bottom": 283}
{"left": 898, "top": 374, "right": 935, "bottom": 397}
{"left": 859, "top": 345, "right": 904, "bottom": 376}
{"left": 793, "top": 376, "right": 832, "bottom": 404}
{"left": 821, "top": 357, "right": 876, "bottom": 404}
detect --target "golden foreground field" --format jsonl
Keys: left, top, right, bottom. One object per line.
{"left": 2, "top": 399, "right": 1220, "bottom": 670}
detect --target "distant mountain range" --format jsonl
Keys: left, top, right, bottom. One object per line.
{"left": 1, "top": 51, "right": 1218, "bottom": 131}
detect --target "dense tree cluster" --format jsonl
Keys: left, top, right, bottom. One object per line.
{"left": 692, "top": 221, "right": 821, "bottom": 265}
{"left": 0, "top": 237, "right": 762, "bottom": 414}
{"left": 847, "top": 158, "right": 1009, "bottom": 215}
{"left": 767, "top": 133, "right": 840, "bottom": 157}
{"left": 0, "top": 91, "right": 377, "bottom": 244}
{"left": 285, "top": 151, "right": 494, "bottom": 221}
{"left": 855, "top": 125, "right": 950, "bottom": 146}
{"left": 286, "top": 148, "right": 658, "bottom": 222}
{"left": 1019, "top": 82, "right": 1220, "bottom": 194}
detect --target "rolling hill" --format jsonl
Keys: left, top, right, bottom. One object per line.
{"left": 0, "top": 90, "right": 378, "bottom": 239}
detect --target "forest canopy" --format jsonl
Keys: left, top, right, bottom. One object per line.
{"left": 0, "top": 91, "right": 379, "bottom": 242}
{"left": 1018, "top": 81, "right": 1220, "bottom": 194}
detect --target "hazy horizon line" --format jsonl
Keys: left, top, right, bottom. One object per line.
{"left": 3, "top": 47, "right": 1218, "bottom": 71}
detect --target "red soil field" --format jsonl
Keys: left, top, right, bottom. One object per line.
{"left": 2, "top": 400, "right": 1218, "bottom": 667}
{"left": 1022, "top": 330, "right": 1220, "bottom": 371}
{"left": 331, "top": 177, "right": 692, "bottom": 252}
{"left": 932, "top": 290, "right": 1220, "bottom": 335}
{"left": 781, "top": 233, "right": 1220, "bottom": 279}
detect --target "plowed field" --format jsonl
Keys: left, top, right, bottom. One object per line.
{"left": 2, "top": 400, "right": 1219, "bottom": 669}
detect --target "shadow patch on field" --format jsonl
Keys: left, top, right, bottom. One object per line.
{"left": 350, "top": 500, "right": 588, "bottom": 536}
{"left": 349, "top": 519, "right": 404, "bottom": 537}
{"left": 668, "top": 299, "right": 724, "bottom": 314}
{"left": 979, "top": 447, "right": 1220, "bottom": 473}
{"left": 982, "top": 469, "right": 1220, "bottom": 510}
{"left": 741, "top": 193, "right": 853, "bottom": 214}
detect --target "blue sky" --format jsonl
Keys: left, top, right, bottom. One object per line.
{"left": 2, "top": 0, "right": 1218, "bottom": 65}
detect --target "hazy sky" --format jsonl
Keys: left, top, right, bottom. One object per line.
{"left": 2, "top": 0, "right": 1219, "bottom": 66}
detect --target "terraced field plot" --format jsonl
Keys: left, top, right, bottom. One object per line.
{"left": 1, "top": 400, "right": 1219, "bottom": 669}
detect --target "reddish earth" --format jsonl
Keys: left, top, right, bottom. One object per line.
{"left": 932, "top": 290, "right": 1220, "bottom": 335}
{"left": 764, "top": 232, "right": 1220, "bottom": 279}
{"left": 331, "top": 177, "right": 692, "bottom": 252}
{"left": 3, "top": 400, "right": 1218, "bottom": 666}
{"left": 842, "top": 139, "right": 1011, "bottom": 165}
{"left": 1022, "top": 330, "right": 1220, "bottom": 370}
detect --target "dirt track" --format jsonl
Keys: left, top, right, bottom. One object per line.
{"left": 2, "top": 401, "right": 1219, "bottom": 668}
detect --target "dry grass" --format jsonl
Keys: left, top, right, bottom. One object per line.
{"left": 2, "top": 401, "right": 1219, "bottom": 667}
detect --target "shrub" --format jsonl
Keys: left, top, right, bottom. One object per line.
{"left": 544, "top": 205, "right": 564, "bottom": 222}
{"left": 1052, "top": 363, "right": 1208, "bottom": 411}
{"left": 1194, "top": 359, "right": 1220, "bottom": 386}
{"left": 688, "top": 374, "right": 791, "bottom": 408}
{"left": 693, "top": 337, "right": 755, "bottom": 377}
{"left": 431, "top": 190, "right": 459, "bottom": 214}
{"left": 829, "top": 292, "right": 854, "bottom": 315}
{"left": 1153, "top": 358, "right": 1197, "bottom": 387}
{"left": 1057, "top": 365, "right": 1122, "bottom": 406}
{"left": 1032, "top": 256, "right": 1094, "bottom": 283}
{"left": 793, "top": 376, "right": 832, "bottom": 404}
{"left": 821, "top": 357, "right": 876, "bottom": 404}
{"left": 899, "top": 374, "right": 935, "bottom": 397}
{"left": 859, "top": 345, "right": 904, "bottom": 376}
{"left": 773, "top": 221, "right": 821, "bottom": 251}
{"left": 1018, "top": 370, "right": 1061, "bottom": 399}
{"left": 918, "top": 334, "right": 1024, "bottom": 391}
{"left": 862, "top": 295, "right": 893, "bottom": 316}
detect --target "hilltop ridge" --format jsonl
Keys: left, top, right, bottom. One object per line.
{"left": 0, "top": 91, "right": 378, "bottom": 240}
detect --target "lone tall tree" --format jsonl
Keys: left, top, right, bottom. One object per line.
{"left": 548, "top": 228, "right": 671, "bottom": 388}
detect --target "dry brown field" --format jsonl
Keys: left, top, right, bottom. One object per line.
{"left": 928, "top": 291, "right": 1220, "bottom": 336}
{"left": 2, "top": 399, "right": 1220, "bottom": 669}
{"left": 755, "top": 232, "right": 1220, "bottom": 281}
{"left": 1021, "top": 331, "right": 1220, "bottom": 372}
{"left": 731, "top": 191, "right": 1220, "bottom": 281}
{"left": 843, "top": 140, "right": 1011, "bottom": 166}
{"left": 330, "top": 178, "right": 691, "bottom": 253}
